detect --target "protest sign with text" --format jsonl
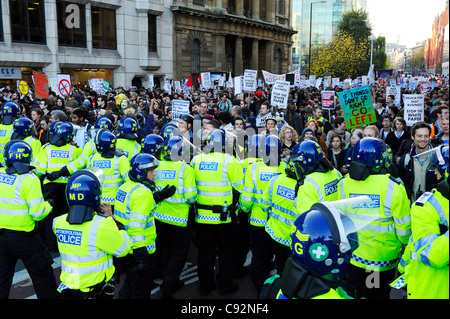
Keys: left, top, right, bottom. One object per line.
{"left": 337, "top": 85, "right": 376, "bottom": 129}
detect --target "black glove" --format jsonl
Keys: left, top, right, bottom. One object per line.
{"left": 132, "top": 247, "right": 149, "bottom": 272}
{"left": 153, "top": 185, "right": 177, "bottom": 203}
{"left": 46, "top": 171, "right": 61, "bottom": 182}
{"left": 47, "top": 166, "right": 70, "bottom": 182}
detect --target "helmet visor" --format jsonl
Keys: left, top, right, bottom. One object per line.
{"left": 311, "top": 196, "right": 382, "bottom": 251}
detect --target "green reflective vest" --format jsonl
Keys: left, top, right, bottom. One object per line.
{"left": 240, "top": 161, "right": 286, "bottom": 227}
{"left": 53, "top": 213, "right": 132, "bottom": 292}
{"left": 338, "top": 174, "right": 411, "bottom": 271}
{"left": 191, "top": 151, "right": 244, "bottom": 225}
{"left": 116, "top": 138, "right": 141, "bottom": 161}
{"left": 114, "top": 180, "right": 157, "bottom": 254}
{"left": 294, "top": 169, "right": 342, "bottom": 215}
{"left": 404, "top": 189, "right": 449, "bottom": 299}
{"left": 261, "top": 174, "right": 298, "bottom": 247}
{"left": 87, "top": 152, "right": 130, "bottom": 204}
{"left": 0, "top": 123, "right": 15, "bottom": 165}
{"left": 0, "top": 167, "right": 52, "bottom": 232}
{"left": 34, "top": 143, "right": 82, "bottom": 184}
{"left": 67, "top": 139, "right": 96, "bottom": 174}
{"left": 155, "top": 160, "right": 197, "bottom": 227}
{"left": 23, "top": 135, "right": 42, "bottom": 166}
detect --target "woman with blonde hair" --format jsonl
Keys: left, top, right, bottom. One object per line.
{"left": 279, "top": 125, "right": 298, "bottom": 162}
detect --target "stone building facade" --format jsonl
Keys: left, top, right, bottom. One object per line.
{"left": 171, "top": 0, "right": 296, "bottom": 84}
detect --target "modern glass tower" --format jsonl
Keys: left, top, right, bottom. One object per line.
{"left": 292, "top": 0, "right": 367, "bottom": 74}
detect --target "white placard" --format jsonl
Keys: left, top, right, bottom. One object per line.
{"left": 57, "top": 74, "right": 72, "bottom": 97}
{"left": 386, "top": 85, "right": 401, "bottom": 106}
{"left": 403, "top": 94, "right": 425, "bottom": 126}
{"left": 270, "top": 80, "right": 290, "bottom": 109}
{"left": 201, "top": 72, "right": 211, "bottom": 90}
{"left": 172, "top": 100, "right": 191, "bottom": 121}
{"left": 243, "top": 69, "right": 257, "bottom": 91}
{"left": 234, "top": 76, "right": 242, "bottom": 95}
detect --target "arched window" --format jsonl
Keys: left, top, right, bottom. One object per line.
{"left": 191, "top": 39, "right": 201, "bottom": 75}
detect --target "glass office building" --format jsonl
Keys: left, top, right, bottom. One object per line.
{"left": 292, "top": 0, "right": 367, "bottom": 74}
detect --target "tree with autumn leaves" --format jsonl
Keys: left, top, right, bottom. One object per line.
{"left": 309, "top": 8, "right": 387, "bottom": 79}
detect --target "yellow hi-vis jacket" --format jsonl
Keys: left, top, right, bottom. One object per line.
{"left": 114, "top": 180, "right": 157, "bottom": 254}
{"left": 0, "top": 167, "right": 52, "bottom": 232}
{"left": 404, "top": 189, "right": 449, "bottom": 299}
{"left": 294, "top": 169, "right": 342, "bottom": 215}
{"left": 261, "top": 174, "right": 298, "bottom": 247}
{"left": 53, "top": 213, "right": 132, "bottom": 293}
{"left": 191, "top": 151, "right": 244, "bottom": 225}
{"left": 116, "top": 138, "right": 141, "bottom": 162}
{"left": 240, "top": 161, "right": 286, "bottom": 227}
{"left": 34, "top": 143, "right": 82, "bottom": 184}
{"left": 87, "top": 152, "right": 130, "bottom": 204}
{"left": 338, "top": 174, "right": 411, "bottom": 271}
{"left": 67, "top": 139, "right": 96, "bottom": 174}
{"left": 23, "top": 136, "right": 42, "bottom": 166}
{"left": 0, "top": 123, "right": 14, "bottom": 165}
{"left": 155, "top": 159, "right": 197, "bottom": 227}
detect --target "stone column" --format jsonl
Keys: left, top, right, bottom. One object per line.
{"left": 252, "top": 0, "right": 260, "bottom": 20}
{"left": 234, "top": 36, "right": 243, "bottom": 76}
{"left": 251, "top": 39, "right": 259, "bottom": 71}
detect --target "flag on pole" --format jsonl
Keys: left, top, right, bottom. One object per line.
{"left": 186, "top": 75, "right": 193, "bottom": 87}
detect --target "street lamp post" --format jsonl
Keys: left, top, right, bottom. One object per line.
{"left": 369, "top": 34, "right": 377, "bottom": 67}
{"left": 308, "top": 0, "right": 327, "bottom": 77}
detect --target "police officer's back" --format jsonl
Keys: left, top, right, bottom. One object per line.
{"left": 0, "top": 140, "right": 57, "bottom": 299}
{"left": 53, "top": 168, "right": 132, "bottom": 298}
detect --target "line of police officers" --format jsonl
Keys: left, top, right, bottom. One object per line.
{"left": 0, "top": 100, "right": 448, "bottom": 299}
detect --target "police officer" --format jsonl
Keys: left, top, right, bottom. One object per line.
{"left": 338, "top": 137, "right": 411, "bottom": 299}
{"left": 87, "top": 130, "right": 130, "bottom": 205}
{"left": 400, "top": 145, "right": 448, "bottom": 299}
{"left": 239, "top": 135, "right": 286, "bottom": 295}
{"left": 141, "top": 133, "right": 165, "bottom": 159}
{"left": 35, "top": 121, "right": 82, "bottom": 251}
{"left": 53, "top": 168, "right": 132, "bottom": 299}
{"left": 11, "top": 117, "right": 42, "bottom": 165}
{"left": 261, "top": 199, "right": 363, "bottom": 299}
{"left": 114, "top": 153, "right": 167, "bottom": 299}
{"left": 191, "top": 129, "right": 244, "bottom": 295}
{"left": 115, "top": 117, "right": 141, "bottom": 161}
{"left": 0, "top": 140, "right": 58, "bottom": 299}
{"left": 235, "top": 134, "right": 262, "bottom": 277}
{"left": 290, "top": 140, "right": 342, "bottom": 215}
{"left": 47, "top": 117, "right": 114, "bottom": 180}
{"left": 0, "top": 101, "right": 20, "bottom": 165}
{"left": 154, "top": 136, "right": 197, "bottom": 299}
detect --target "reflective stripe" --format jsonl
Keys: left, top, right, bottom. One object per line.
{"left": 304, "top": 176, "right": 324, "bottom": 201}
{"left": 428, "top": 195, "right": 448, "bottom": 228}
{"left": 198, "top": 190, "right": 232, "bottom": 196}
{"left": 412, "top": 233, "right": 439, "bottom": 267}
{"left": 352, "top": 254, "right": 398, "bottom": 268}
{"left": 197, "top": 181, "right": 231, "bottom": 187}
{"left": 383, "top": 179, "right": 397, "bottom": 219}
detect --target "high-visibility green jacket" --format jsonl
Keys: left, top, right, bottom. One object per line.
{"left": 87, "top": 152, "right": 130, "bottom": 204}
{"left": 0, "top": 123, "right": 15, "bottom": 165}
{"left": 338, "top": 174, "right": 411, "bottom": 271}
{"left": 23, "top": 136, "right": 42, "bottom": 166}
{"left": 116, "top": 138, "right": 141, "bottom": 162}
{"left": 240, "top": 161, "right": 286, "bottom": 227}
{"left": 404, "top": 189, "right": 448, "bottom": 299}
{"left": 261, "top": 174, "right": 298, "bottom": 247}
{"left": 0, "top": 167, "right": 52, "bottom": 232}
{"left": 240, "top": 157, "right": 260, "bottom": 176}
{"left": 191, "top": 151, "right": 244, "bottom": 224}
{"left": 294, "top": 169, "right": 342, "bottom": 215}
{"left": 155, "top": 160, "right": 197, "bottom": 227}
{"left": 53, "top": 213, "right": 132, "bottom": 292}
{"left": 34, "top": 143, "right": 82, "bottom": 184}
{"left": 67, "top": 139, "right": 96, "bottom": 174}
{"left": 114, "top": 180, "right": 157, "bottom": 254}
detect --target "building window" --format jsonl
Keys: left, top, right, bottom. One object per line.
{"left": 57, "top": 1, "right": 86, "bottom": 47}
{"left": 148, "top": 14, "right": 157, "bottom": 52}
{"left": 9, "top": 0, "right": 46, "bottom": 44}
{"left": 193, "top": 0, "right": 205, "bottom": 6}
{"left": 191, "top": 39, "right": 201, "bottom": 75}
{"left": 278, "top": 0, "right": 285, "bottom": 16}
{"left": 92, "top": 7, "right": 116, "bottom": 50}
{"left": 0, "top": 1, "right": 3, "bottom": 42}
{"left": 275, "top": 48, "right": 283, "bottom": 74}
